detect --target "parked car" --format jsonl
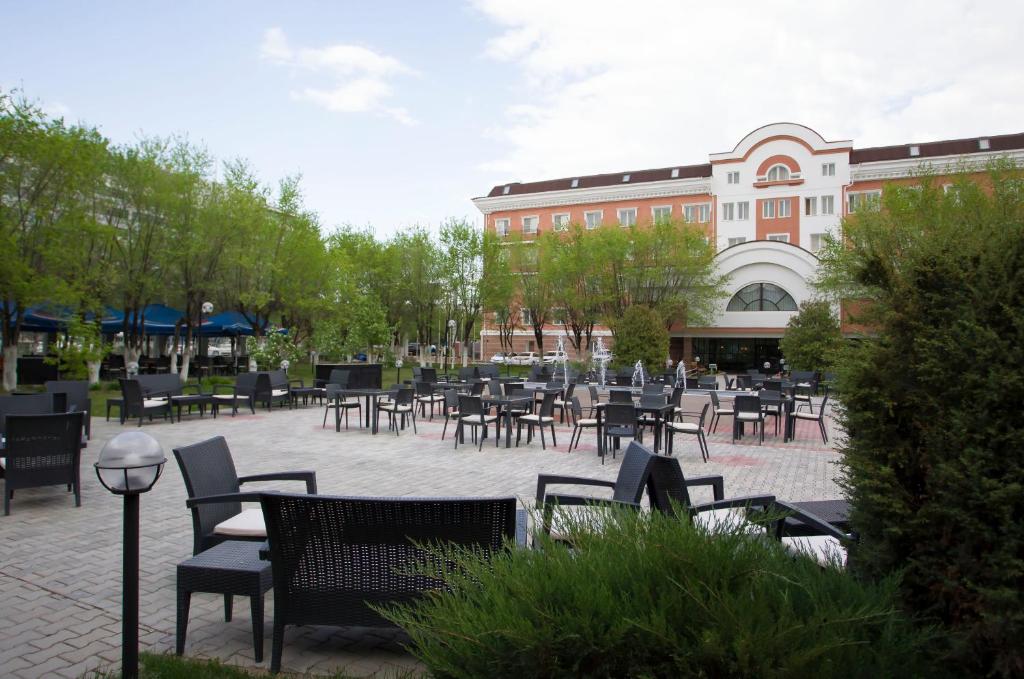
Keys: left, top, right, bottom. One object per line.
{"left": 507, "top": 352, "right": 540, "bottom": 365}
{"left": 592, "top": 350, "right": 614, "bottom": 363}
{"left": 542, "top": 350, "right": 569, "bottom": 365}
{"left": 489, "top": 352, "right": 508, "bottom": 364}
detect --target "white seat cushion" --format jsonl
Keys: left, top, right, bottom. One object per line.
{"left": 714, "top": 408, "right": 734, "bottom": 415}
{"left": 736, "top": 412, "right": 762, "bottom": 421}
{"left": 519, "top": 415, "right": 554, "bottom": 423}
{"left": 271, "top": 389, "right": 288, "bottom": 397}
{"left": 691, "top": 508, "right": 764, "bottom": 535}
{"left": 461, "top": 414, "right": 497, "bottom": 423}
{"left": 213, "top": 508, "right": 266, "bottom": 538}
{"left": 143, "top": 398, "right": 168, "bottom": 408}
{"left": 0, "top": 457, "right": 5, "bottom": 469}
{"left": 212, "top": 394, "right": 239, "bottom": 400}
{"left": 782, "top": 535, "right": 847, "bottom": 567}
{"left": 793, "top": 411, "right": 819, "bottom": 420}
{"left": 380, "top": 404, "right": 412, "bottom": 412}
{"left": 667, "top": 422, "right": 700, "bottom": 433}
{"left": 575, "top": 418, "right": 598, "bottom": 426}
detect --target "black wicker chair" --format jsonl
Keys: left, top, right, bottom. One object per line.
{"left": 172, "top": 436, "right": 317, "bottom": 555}
{"left": 664, "top": 402, "right": 710, "bottom": 462}
{"left": 322, "top": 383, "right": 361, "bottom": 429}
{"left": 212, "top": 373, "right": 257, "bottom": 416}
{"left": 535, "top": 441, "right": 657, "bottom": 538}
{"left": 45, "top": 380, "right": 91, "bottom": 438}
{"left": 1, "top": 412, "right": 84, "bottom": 515}
{"left": 260, "top": 493, "right": 518, "bottom": 673}
{"left": 0, "top": 393, "right": 57, "bottom": 437}
{"left": 119, "top": 378, "right": 172, "bottom": 426}
{"left": 253, "top": 371, "right": 292, "bottom": 411}
{"left": 516, "top": 392, "right": 558, "bottom": 449}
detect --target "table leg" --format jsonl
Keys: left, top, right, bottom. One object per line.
{"left": 504, "top": 407, "right": 513, "bottom": 448}
{"left": 335, "top": 397, "right": 342, "bottom": 432}
{"left": 370, "top": 395, "right": 378, "bottom": 434}
{"left": 654, "top": 412, "right": 661, "bottom": 453}
{"left": 597, "top": 410, "right": 604, "bottom": 461}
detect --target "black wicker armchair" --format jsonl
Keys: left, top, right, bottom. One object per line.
{"left": 260, "top": 493, "right": 518, "bottom": 673}
{"left": 212, "top": 373, "right": 258, "bottom": 416}
{"left": 172, "top": 436, "right": 317, "bottom": 555}
{"left": 1, "top": 412, "right": 85, "bottom": 515}
{"left": 119, "top": 378, "right": 172, "bottom": 426}
{"left": 45, "top": 380, "right": 92, "bottom": 438}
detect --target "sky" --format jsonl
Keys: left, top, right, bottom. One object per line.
{"left": 2, "top": 1, "right": 1023, "bottom": 238}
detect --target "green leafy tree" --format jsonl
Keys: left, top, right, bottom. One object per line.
{"left": 481, "top": 232, "right": 519, "bottom": 354}
{"left": 440, "top": 218, "right": 485, "bottom": 366}
{"left": 817, "top": 168, "right": 1024, "bottom": 675}
{"left": 545, "top": 224, "right": 603, "bottom": 356}
{"left": 610, "top": 305, "right": 668, "bottom": 371}
{"left": 778, "top": 300, "right": 842, "bottom": 374}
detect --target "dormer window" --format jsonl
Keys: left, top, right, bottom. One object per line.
{"left": 766, "top": 165, "right": 790, "bottom": 182}
{"left": 671, "top": 168, "right": 680, "bottom": 178}
{"left": 622, "top": 174, "right": 630, "bottom": 182}
{"left": 571, "top": 178, "right": 580, "bottom": 188}
{"left": 979, "top": 138, "right": 990, "bottom": 150}
{"left": 502, "top": 185, "right": 511, "bottom": 195}
{"left": 909, "top": 145, "right": 920, "bottom": 157}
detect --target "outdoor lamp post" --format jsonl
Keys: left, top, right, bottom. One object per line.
{"left": 199, "top": 301, "right": 214, "bottom": 364}
{"left": 395, "top": 357, "right": 404, "bottom": 384}
{"left": 94, "top": 432, "right": 166, "bottom": 679}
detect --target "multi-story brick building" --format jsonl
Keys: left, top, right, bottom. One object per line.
{"left": 472, "top": 123, "right": 1024, "bottom": 370}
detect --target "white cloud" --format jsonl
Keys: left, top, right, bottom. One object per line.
{"left": 471, "top": 0, "right": 1024, "bottom": 182}
{"left": 260, "top": 28, "right": 417, "bottom": 125}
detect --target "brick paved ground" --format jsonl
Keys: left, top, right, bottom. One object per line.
{"left": 0, "top": 391, "right": 842, "bottom": 678}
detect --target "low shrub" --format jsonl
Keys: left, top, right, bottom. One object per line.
{"left": 384, "top": 509, "right": 940, "bottom": 678}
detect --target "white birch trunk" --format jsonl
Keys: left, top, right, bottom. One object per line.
{"left": 3, "top": 345, "right": 18, "bottom": 391}
{"left": 87, "top": 360, "right": 101, "bottom": 386}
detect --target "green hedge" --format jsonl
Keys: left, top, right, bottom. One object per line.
{"left": 384, "top": 509, "right": 938, "bottom": 678}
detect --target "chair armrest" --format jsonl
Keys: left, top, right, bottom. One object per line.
{"left": 689, "top": 494, "right": 776, "bottom": 514}
{"left": 685, "top": 475, "right": 725, "bottom": 501}
{"left": 289, "top": 378, "right": 305, "bottom": 387}
{"left": 186, "top": 491, "right": 264, "bottom": 508}
{"left": 239, "top": 471, "right": 317, "bottom": 494}
{"left": 212, "top": 384, "right": 238, "bottom": 395}
{"left": 543, "top": 494, "right": 638, "bottom": 509}
{"left": 181, "top": 383, "right": 203, "bottom": 395}
{"left": 536, "top": 474, "right": 616, "bottom": 505}
{"left": 766, "top": 500, "right": 854, "bottom": 541}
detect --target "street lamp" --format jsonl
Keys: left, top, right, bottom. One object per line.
{"left": 199, "top": 301, "right": 214, "bottom": 372}
{"left": 94, "top": 432, "right": 166, "bottom": 679}
{"left": 395, "top": 357, "right": 404, "bottom": 384}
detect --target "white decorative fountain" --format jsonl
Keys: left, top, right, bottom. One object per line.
{"left": 632, "top": 360, "right": 645, "bottom": 388}
{"left": 675, "top": 359, "right": 687, "bottom": 392}
{"left": 555, "top": 336, "right": 569, "bottom": 387}
{"left": 593, "top": 338, "right": 609, "bottom": 386}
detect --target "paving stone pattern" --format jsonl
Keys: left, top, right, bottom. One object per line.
{"left": 0, "top": 391, "right": 842, "bottom": 678}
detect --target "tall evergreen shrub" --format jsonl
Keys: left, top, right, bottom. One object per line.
{"left": 817, "top": 168, "right": 1024, "bottom": 675}
{"left": 779, "top": 300, "right": 842, "bottom": 374}
{"left": 611, "top": 305, "right": 668, "bottom": 370}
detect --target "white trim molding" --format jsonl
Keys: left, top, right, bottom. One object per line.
{"left": 851, "top": 150, "right": 1024, "bottom": 181}
{"left": 472, "top": 176, "right": 711, "bottom": 214}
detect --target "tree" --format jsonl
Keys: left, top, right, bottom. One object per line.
{"left": 0, "top": 90, "right": 106, "bottom": 389}
{"left": 778, "top": 300, "right": 842, "bottom": 374}
{"left": 816, "top": 168, "right": 1024, "bottom": 675}
{"left": 481, "top": 233, "right": 519, "bottom": 354}
{"left": 544, "top": 224, "right": 603, "bottom": 356}
{"left": 608, "top": 305, "right": 668, "bottom": 371}
{"left": 509, "top": 236, "right": 553, "bottom": 353}
{"left": 440, "top": 218, "right": 485, "bottom": 366}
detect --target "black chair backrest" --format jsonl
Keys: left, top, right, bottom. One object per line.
{"left": 569, "top": 396, "right": 584, "bottom": 420}
{"left": 420, "top": 367, "right": 438, "bottom": 383}
{"left": 503, "top": 382, "right": 525, "bottom": 396}
{"left": 45, "top": 380, "right": 89, "bottom": 414}
{"left": 457, "top": 394, "right": 485, "bottom": 418}
{"left": 610, "top": 389, "right": 633, "bottom": 403}
{"left": 458, "top": 367, "right": 478, "bottom": 382}
{"left": 3, "top": 412, "right": 83, "bottom": 481}
{"left": 669, "top": 387, "right": 684, "bottom": 407}
{"left": 172, "top": 436, "right": 243, "bottom": 555}
{"left": 760, "top": 390, "right": 783, "bottom": 408}
{"left": 646, "top": 454, "right": 694, "bottom": 514}
{"left": 736, "top": 374, "right": 752, "bottom": 389}
{"left": 329, "top": 369, "right": 351, "bottom": 387}
{"left": 762, "top": 380, "right": 782, "bottom": 393}
{"left": 414, "top": 381, "right": 433, "bottom": 396}
{"left": 640, "top": 393, "right": 668, "bottom": 408}
{"left": 325, "top": 383, "right": 344, "bottom": 400}
{"left": 394, "top": 386, "right": 415, "bottom": 406}
{"left": 611, "top": 441, "right": 659, "bottom": 504}
{"left": 734, "top": 394, "right": 762, "bottom": 415}
{"left": 443, "top": 388, "right": 459, "bottom": 410}
{"left": 642, "top": 384, "right": 663, "bottom": 395}
{"left": 588, "top": 384, "right": 600, "bottom": 402}
{"left": 119, "top": 378, "right": 145, "bottom": 406}
{"left": 259, "top": 493, "right": 517, "bottom": 627}
{"left": 0, "top": 393, "right": 56, "bottom": 434}
{"left": 470, "top": 381, "right": 486, "bottom": 396}
{"left": 694, "top": 402, "right": 710, "bottom": 427}
{"left": 536, "top": 392, "right": 556, "bottom": 417}
{"left": 604, "top": 402, "right": 637, "bottom": 428}
{"left": 697, "top": 376, "right": 717, "bottom": 389}
{"left": 563, "top": 383, "right": 576, "bottom": 401}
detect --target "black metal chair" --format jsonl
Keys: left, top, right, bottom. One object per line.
{"left": 567, "top": 396, "right": 598, "bottom": 451}
{"left": 172, "top": 436, "right": 317, "bottom": 555}
{"left": 642, "top": 384, "right": 664, "bottom": 395}
{"left": 1, "top": 412, "right": 84, "bottom": 515}
{"left": 664, "top": 402, "right": 710, "bottom": 462}
{"left": 732, "top": 394, "right": 765, "bottom": 445}
{"left": 414, "top": 381, "right": 444, "bottom": 420}
{"left": 440, "top": 389, "right": 461, "bottom": 440}
{"left": 697, "top": 375, "right": 718, "bottom": 390}
{"left": 602, "top": 402, "right": 641, "bottom": 462}
{"left": 609, "top": 389, "right": 634, "bottom": 403}
{"left": 260, "top": 493, "right": 518, "bottom": 674}
{"left": 709, "top": 390, "right": 734, "bottom": 433}
{"left": 516, "top": 392, "right": 558, "bottom": 450}
{"left": 45, "top": 380, "right": 91, "bottom": 438}
{"left": 792, "top": 395, "right": 831, "bottom": 443}
{"left": 212, "top": 372, "right": 257, "bottom": 416}
{"left": 377, "top": 386, "right": 416, "bottom": 435}
{"left": 322, "top": 383, "right": 361, "bottom": 429}
{"left": 119, "top": 378, "right": 172, "bottom": 426}
{"left": 553, "top": 382, "right": 575, "bottom": 423}
{"left": 536, "top": 441, "right": 657, "bottom": 538}
{"left": 455, "top": 395, "right": 497, "bottom": 451}
{"left": 0, "top": 393, "right": 57, "bottom": 438}
{"left": 759, "top": 389, "right": 784, "bottom": 437}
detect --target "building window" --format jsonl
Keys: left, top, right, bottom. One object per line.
{"left": 522, "top": 216, "right": 538, "bottom": 235}
{"left": 617, "top": 208, "right": 637, "bottom": 227}
{"left": 809, "top": 233, "right": 826, "bottom": 252}
{"left": 552, "top": 213, "right": 569, "bottom": 231}
{"left": 767, "top": 233, "right": 790, "bottom": 243}
{"left": 778, "top": 199, "right": 791, "bottom": 218}
{"left": 821, "top": 195, "right": 835, "bottom": 214}
{"left": 762, "top": 200, "right": 775, "bottom": 219}
{"left": 727, "top": 236, "right": 747, "bottom": 247}
{"left": 571, "top": 178, "right": 579, "bottom": 188}
{"left": 584, "top": 210, "right": 603, "bottom": 229}
{"left": 698, "top": 204, "right": 710, "bottom": 223}
{"left": 652, "top": 206, "right": 672, "bottom": 223}
{"left": 822, "top": 162, "right": 835, "bottom": 177}
{"left": 722, "top": 202, "right": 734, "bottom": 221}
{"left": 805, "top": 196, "right": 817, "bottom": 216}
{"left": 766, "top": 164, "right": 791, "bottom": 181}
{"left": 727, "top": 171, "right": 740, "bottom": 184}
{"left": 737, "top": 201, "right": 749, "bottom": 220}
{"left": 848, "top": 190, "right": 882, "bottom": 213}
{"left": 495, "top": 218, "right": 510, "bottom": 237}
{"left": 726, "top": 283, "right": 798, "bottom": 312}
{"left": 520, "top": 308, "right": 532, "bottom": 326}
